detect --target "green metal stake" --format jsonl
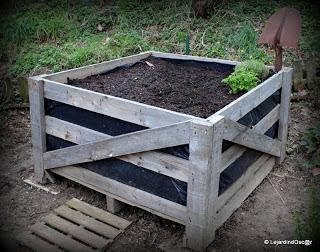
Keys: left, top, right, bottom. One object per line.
{"left": 185, "top": 33, "right": 190, "bottom": 55}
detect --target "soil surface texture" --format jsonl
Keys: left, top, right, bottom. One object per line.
{"left": 68, "top": 57, "right": 241, "bottom": 118}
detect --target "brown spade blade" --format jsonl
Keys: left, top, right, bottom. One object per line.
{"left": 259, "top": 7, "right": 301, "bottom": 48}
{"left": 279, "top": 8, "right": 301, "bottom": 48}
{"left": 259, "top": 7, "right": 301, "bottom": 71}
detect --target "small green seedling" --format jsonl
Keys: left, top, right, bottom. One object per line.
{"left": 222, "top": 60, "right": 269, "bottom": 94}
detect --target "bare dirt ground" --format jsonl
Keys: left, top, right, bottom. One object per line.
{"left": 0, "top": 99, "right": 319, "bottom": 252}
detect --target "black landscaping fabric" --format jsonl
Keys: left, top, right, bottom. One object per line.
{"left": 45, "top": 59, "right": 281, "bottom": 206}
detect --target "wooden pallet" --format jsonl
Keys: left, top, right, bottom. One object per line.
{"left": 17, "top": 198, "right": 131, "bottom": 252}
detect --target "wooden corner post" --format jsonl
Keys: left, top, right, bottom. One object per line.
{"left": 277, "top": 68, "right": 293, "bottom": 163}
{"left": 186, "top": 116, "right": 224, "bottom": 251}
{"left": 29, "top": 77, "right": 48, "bottom": 183}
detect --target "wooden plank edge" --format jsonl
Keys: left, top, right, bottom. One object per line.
{"left": 217, "top": 154, "right": 271, "bottom": 211}
{"left": 45, "top": 116, "right": 189, "bottom": 182}
{"left": 66, "top": 198, "right": 131, "bottom": 230}
{"left": 41, "top": 213, "right": 111, "bottom": 250}
{"left": 208, "top": 70, "right": 284, "bottom": 122}
{"left": 16, "top": 231, "right": 63, "bottom": 252}
{"left": 51, "top": 166, "right": 187, "bottom": 225}
{"left": 223, "top": 118, "right": 281, "bottom": 157}
{"left": 277, "top": 67, "right": 293, "bottom": 163}
{"left": 43, "top": 120, "right": 190, "bottom": 169}
{"left": 215, "top": 156, "right": 275, "bottom": 229}
{"left": 24, "top": 178, "right": 60, "bottom": 195}
{"left": 43, "top": 79, "right": 200, "bottom": 128}
{"left": 150, "top": 51, "right": 239, "bottom": 66}
{"left": 220, "top": 104, "right": 280, "bottom": 172}
{"left": 43, "top": 51, "right": 152, "bottom": 83}
{"left": 30, "top": 222, "right": 96, "bottom": 252}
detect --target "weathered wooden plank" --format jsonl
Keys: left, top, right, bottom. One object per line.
{"left": 223, "top": 118, "right": 281, "bottom": 157}
{"left": 54, "top": 205, "right": 121, "bottom": 239}
{"left": 29, "top": 77, "right": 47, "bottom": 183}
{"left": 42, "top": 213, "right": 111, "bottom": 250}
{"left": 51, "top": 166, "right": 187, "bottom": 224}
{"left": 66, "top": 198, "right": 131, "bottom": 230}
{"left": 45, "top": 116, "right": 189, "bottom": 182}
{"left": 30, "top": 222, "right": 95, "bottom": 252}
{"left": 44, "top": 79, "right": 198, "bottom": 128}
{"left": 277, "top": 67, "right": 293, "bottom": 163}
{"left": 205, "top": 116, "right": 225, "bottom": 245}
{"left": 220, "top": 104, "right": 280, "bottom": 172}
{"left": 119, "top": 151, "right": 189, "bottom": 182}
{"left": 217, "top": 154, "right": 270, "bottom": 211}
{"left": 216, "top": 156, "right": 275, "bottom": 229}
{"left": 208, "top": 70, "right": 283, "bottom": 121}
{"left": 106, "top": 196, "right": 126, "bottom": 214}
{"left": 186, "top": 116, "right": 224, "bottom": 251}
{"left": 151, "top": 51, "right": 239, "bottom": 66}
{"left": 44, "top": 120, "right": 190, "bottom": 170}
{"left": 23, "top": 177, "right": 60, "bottom": 195}
{"left": 16, "top": 231, "right": 63, "bottom": 252}
{"left": 44, "top": 52, "right": 152, "bottom": 83}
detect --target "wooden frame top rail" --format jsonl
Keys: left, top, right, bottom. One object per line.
{"left": 44, "top": 52, "right": 152, "bottom": 83}
{"left": 44, "top": 120, "right": 191, "bottom": 169}
{"left": 208, "top": 70, "right": 284, "bottom": 121}
{"left": 43, "top": 79, "right": 199, "bottom": 128}
{"left": 150, "top": 51, "right": 240, "bottom": 66}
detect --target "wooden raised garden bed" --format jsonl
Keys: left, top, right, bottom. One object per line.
{"left": 29, "top": 51, "right": 292, "bottom": 251}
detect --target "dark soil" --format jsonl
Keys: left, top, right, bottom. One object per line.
{"left": 68, "top": 57, "right": 242, "bottom": 118}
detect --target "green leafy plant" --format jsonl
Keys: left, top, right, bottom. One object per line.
{"left": 222, "top": 69, "right": 259, "bottom": 93}
{"left": 300, "top": 123, "right": 320, "bottom": 169}
{"left": 235, "top": 60, "right": 270, "bottom": 79}
{"left": 222, "top": 60, "right": 268, "bottom": 93}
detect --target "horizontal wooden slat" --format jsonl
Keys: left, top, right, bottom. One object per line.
{"left": 217, "top": 154, "right": 270, "bottom": 211}
{"left": 151, "top": 51, "right": 239, "bottom": 66}
{"left": 66, "top": 198, "right": 131, "bottom": 230}
{"left": 30, "top": 222, "right": 95, "bottom": 252}
{"left": 44, "top": 119, "right": 190, "bottom": 169}
{"left": 42, "top": 214, "right": 111, "bottom": 250}
{"left": 51, "top": 165, "right": 187, "bottom": 224}
{"left": 216, "top": 155, "right": 275, "bottom": 229}
{"left": 208, "top": 70, "right": 283, "bottom": 121}
{"left": 17, "top": 231, "right": 63, "bottom": 252}
{"left": 44, "top": 52, "right": 152, "bottom": 83}
{"left": 223, "top": 118, "right": 281, "bottom": 157}
{"left": 54, "top": 205, "right": 121, "bottom": 239}
{"left": 45, "top": 116, "right": 189, "bottom": 182}
{"left": 44, "top": 80, "right": 198, "bottom": 128}
{"left": 220, "top": 104, "right": 280, "bottom": 172}
{"left": 44, "top": 120, "right": 190, "bottom": 169}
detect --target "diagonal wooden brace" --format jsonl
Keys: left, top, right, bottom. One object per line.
{"left": 44, "top": 121, "right": 190, "bottom": 170}
{"left": 223, "top": 118, "right": 281, "bottom": 157}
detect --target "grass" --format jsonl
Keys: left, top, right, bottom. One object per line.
{"left": 0, "top": 0, "right": 319, "bottom": 78}
{"left": 300, "top": 123, "right": 320, "bottom": 170}
{"left": 293, "top": 187, "right": 320, "bottom": 250}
